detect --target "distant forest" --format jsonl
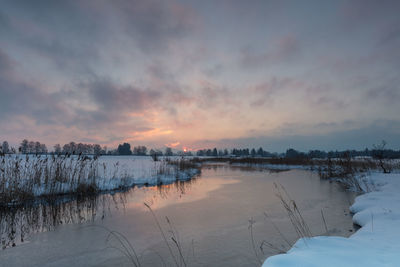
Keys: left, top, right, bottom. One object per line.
{"left": 1, "top": 139, "right": 400, "bottom": 159}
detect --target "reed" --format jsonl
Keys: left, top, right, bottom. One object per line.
{"left": 0, "top": 155, "right": 200, "bottom": 207}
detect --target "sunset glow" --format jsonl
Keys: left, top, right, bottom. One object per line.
{"left": 0, "top": 0, "right": 399, "bottom": 151}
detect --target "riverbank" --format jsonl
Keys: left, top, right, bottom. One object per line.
{"left": 263, "top": 171, "right": 400, "bottom": 266}
{"left": 0, "top": 155, "right": 200, "bottom": 207}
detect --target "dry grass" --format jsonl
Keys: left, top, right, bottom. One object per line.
{"left": 165, "top": 158, "right": 199, "bottom": 172}
{"left": 315, "top": 157, "right": 394, "bottom": 192}
{"left": 0, "top": 154, "right": 102, "bottom": 206}
{"left": 156, "top": 158, "right": 201, "bottom": 182}
{"left": 273, "top": 183, "right": 312, "bottom": 240}
{"left": 89, "top": 225, "right": 142, "bottom": 267}
{"left": 188, "top": 157, "right": 315, "bottom": 166}
{"left": 0, "top": 155, "right": 201, "bottom": 207}
{"left": 258, "top": 184, "right": 333, "bottom": 259}
{"left": 144, "top": 202, "right": 191, "bottom": 267}
{"left": 189, "top": 156, "right": 397, "bottom": 192}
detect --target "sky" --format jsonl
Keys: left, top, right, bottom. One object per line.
{"left": 0, "top": 0, "right": 399, "bottom": 152}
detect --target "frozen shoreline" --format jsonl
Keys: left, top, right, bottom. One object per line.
{"left": 263, "top": 172, "right": 400, "bottom": 266}
{"left": 1, "top": 155, "right": 200, "bottom": 206}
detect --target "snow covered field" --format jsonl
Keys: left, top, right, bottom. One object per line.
{"left": 96, "top": 156, "right": 199, "bottom": 188}
{"left": 263, "top": 171, "right": 400, "bottom": 267}
{"left": 0, "top": 155, "right": 200, "bottom": 205}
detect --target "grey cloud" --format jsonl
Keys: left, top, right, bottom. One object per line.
{"left": 0, "top": 49, "right": 163, "bottom": 141}
{"left": 1, "top": 0, "right": 198, "bottom": 75}
{"left": 303, "top": 83, "right": 348, "bottom": 110}
{"left": 249, "top": 77, "right": 346, "bottom": 110}
{"left": 239, "top": 35, "right": 300, "bottom": 69}
{"left": 378, "top": 24, "right": 400, "bottom": 46}
{"left": 0, "top": 1, "right": 103, "bottom": 74}
{"left": 202, "top": 64, "right": 224, "bottom": 77}
{"left": 0, "top": 49, "right": 14, "bottom": 74}
{"left": 146, "top": 63, "right": 175, "bottom": 81}
{"left": 194, "top": 81, "right": 235, "bottom": 110}
{"left": 113, "top": 0, "right": 197, "bottom": 53}
{"left": 203, "top": 120, "right": 400, "bottom": 152}
{"left": 0, "top": 49, "right": 68, "bottom": 124}
{"left": 61, "top": 78, "right": 164, "bottom": 131}
{"left": 250, "top": 77, "right": 298, "bottom": 106}
{"left": 1, "top": 0, "right": 399, "bottom": 149}
{"left": 145, "top": 61, "right": 194, "bottom": 106}
{"left": 365, "top": 79, "right": 400, "bottom": 104}
{"left": 0, "top": 11, "right": 9, "bottom": 33}
{"left": 88, "top": 79, "right": 161, "bottom": 112}
{"left": 339, "top": 0, "right": 400, "bottom": 25}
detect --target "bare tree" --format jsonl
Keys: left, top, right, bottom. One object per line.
{"left": 165, "top": 147, "right": 173, "bottom": 156}
{"left": 2, "top": 141, "right": 9, "bottom": 154}
{"left": 20, "top": 139, "right": 29, "bottom": 154}
{"left": 35, "top": 142, "right": 41, "bottom": 154}
{"left": 372, "top": 140, "right": 391, "bottom": 173}
{"left": 40, "top": 144, "right": 47, "bottom": 154}
{"left": 69, "top": 142, "right": 76, "bottom": 154}
{"left": 133, "top": 146, "right": 147, "bottom": 156}
{"left": 54, "top": 144, "right": 61, "bottom": 154}
{"left": 93, "top": 144, "right": 102, "bottom": 155}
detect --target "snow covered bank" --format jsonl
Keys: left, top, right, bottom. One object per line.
{"left": 263, "top": 172, "right": 400, "bottom": 267}
{"left": 95, "top": 156, "right": 200, "bottom": 188}
{"left": 0, "top": 155, "right": 200, "bottom": 205}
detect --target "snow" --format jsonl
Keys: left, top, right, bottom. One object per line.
{"left": 1, "top": 155, "right": 200, "bottom": 204}
{"left": 263, "top": 172, "right": 400, "bottom": 267}
{"left": 95, "top": 156, "right": 199, "bottom": 188}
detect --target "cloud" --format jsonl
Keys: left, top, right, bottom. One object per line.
{"left": 0, "top": 1, "right": 103, "bottom": 74}
{"left": 249, "top": 76, "right": 299, "bottom": 106}
{"left": 112, "top": 0, "right": 198, "bottom": 53}
{"left": 365, "top": 80, "right": 400, "bottom": 104}
{"left": 165, "top": 141, "right": 180, "bottom": 148}
{"left": 1, "top": 0, "right": 399, "bottom": 150}
{"left": 339, "top": 0, "right": 400, "bottom": 25}
{"left": 0, "top": 49, "right": 166, "bottom": 144}
{"left": 0, "top": 49, "right": 68, "bottom": 124}
{"left": 0, "top": 49, "right": 14, "bottom": 74}
{"left": 239, "top": 34, "right": 300, "bottom": 69}
{"left": 0, "top": 0, "right": 200, "bottom": 77}
{"left": 195, "top": 120, "right": 400, "bottom": 152}
{"left": 202, "top": 64, "right": 224, "bottom": 77}
{"left": 88, "top": 79, "right": 161, "bottom": 113}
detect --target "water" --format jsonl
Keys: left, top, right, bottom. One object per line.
{"left": 0, "top": 164, "right": 356, "bottom": 266}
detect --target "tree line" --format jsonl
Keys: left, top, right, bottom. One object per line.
{"left": 0, "top": 140, "right": 175, "bottom": 157}
{"left": 195, "top": 147, "right": 275, "bottom": 157}
{"left": 116, "top": 143, "right": 173, "bottom": 157}
{"left": 20, "top": 139, "right": 48, "bottom": 154}
{"left": 196, "top": 143, "right": 400, "bottom": 159}
{"left": 1, "top": 139, "right": 400, "bottom": 159}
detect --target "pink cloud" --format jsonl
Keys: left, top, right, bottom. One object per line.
{"left": 165, "top": 141, "right": 180, "bottom": 148}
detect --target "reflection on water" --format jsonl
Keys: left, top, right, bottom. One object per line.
{"left": 0, "top": 175, "right": 240, "bottom": 249}
{"left": 0, "top": 166, "right": 356, "bottom": 267}
{"left": 1, "top": 196, "right": 104, "bottom": 249}
{"left": 126, "top": 176, "right": 238, "bottom": 211}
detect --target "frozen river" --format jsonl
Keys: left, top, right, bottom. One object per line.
{"left": 0, "top": 164, "right": 356, "bottom": 266}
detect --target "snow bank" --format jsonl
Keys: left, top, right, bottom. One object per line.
{"left": 1, "top": 155, "right": 200, "bottom": 204}
{"left": 95, "top": 156, "right": 199, "bottom": 189}
{"left": 263, "top": 172, "right": 400, "bottom": 267}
